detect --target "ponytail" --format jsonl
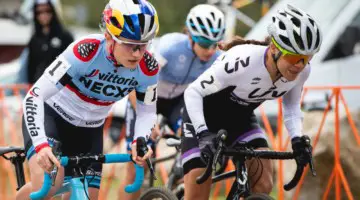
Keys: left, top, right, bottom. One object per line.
{"left": 219, "top": 36, "right": 271, "bottom": 51}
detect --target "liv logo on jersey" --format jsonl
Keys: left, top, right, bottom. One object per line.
{"left": 248, "top": 87, "right": 287, "bottom": 99}
{"left": 224, "top": 56, "right": 250, "bottom": 74}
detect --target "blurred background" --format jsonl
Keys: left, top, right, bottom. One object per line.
{"left": 1, "top": 0, "right": 360, "bottom": 199}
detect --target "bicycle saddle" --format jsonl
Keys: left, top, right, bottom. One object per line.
{"left": 166, "top": 138, "right": 181, "bottom": 147}
{"left": 0, "top": 146, "right": 24, "bottom": 156}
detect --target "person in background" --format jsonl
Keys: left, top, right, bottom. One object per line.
{"left": 18, "top": 0, "right": 73, "bottom": 84}
{"left": 118, "top": 4, "right": 226, "bottom": 199}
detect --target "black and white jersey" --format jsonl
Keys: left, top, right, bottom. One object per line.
{"left": 184, "top": 44, "right": 310, "bottom": 139}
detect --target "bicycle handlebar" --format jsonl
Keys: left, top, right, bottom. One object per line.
{"left": 29, "top": 153, "right": 144, "bottom": 200}
{"left": 196, "top": 130, "right": 315, "bottom": 191}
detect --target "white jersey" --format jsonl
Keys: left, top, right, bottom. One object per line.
{"left": 184, "top": 44, "right": 310, "bottom": 139}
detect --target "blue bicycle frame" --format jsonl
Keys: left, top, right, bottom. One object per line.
{"left": 29, "top": 153, "right": 144, "bottom": 200}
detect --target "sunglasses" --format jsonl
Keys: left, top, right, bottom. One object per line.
{"left": 272, "top": 38, "right": 312, "bottom": 65}
{"left": 192, "top": 36, "right": 217, "bottom": 49}
{"left": 111, "top": 34, "right": 150, "bottom": 52}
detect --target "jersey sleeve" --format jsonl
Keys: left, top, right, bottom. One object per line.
{"left": 22, "top": 36, "right": 100, "bottom": 151}
{"left": 22, "top": 55, "right": 74, "bottom": 150}
{"left": 282, "top": 65, "right": 311, "bottom": 139}
{"left": 133, "top": 51, "right": 159, "bottom": 141}
{"left": 184, "top": 46, "right": 247, "bottom": 134}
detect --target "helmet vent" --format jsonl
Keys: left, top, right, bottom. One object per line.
{"left": 293, "top": 30, "right": 304, "bottom": 50}
{"left": 291, "top": 9, "right": 303, "bottom": 16}
{"left": 124, "top": 15, "right": 135, "bottom": 32}
{"left": 315, "top": 29, "right": 321, "bottom": 49}
{"left": 306, "top": 27, "right": 313, "bottom": 48}
{"left": 206, "top": 18, "right": 214, "bottom": 30}
{"left": 138, "top": 14, "right": 145, "bottom": 34}
{"left": 210, "top": 12, "right": 215, "bottom": 20}
{"left": 196, "top": 17, "right": 209, "bottom": 36}
{"left": 218, "top": 19, "right": 222, "bottom": 29}
{"left": 189, "top": 19, "right": 197, "bottom": 32}
{"left": 279, "top": 21, "right": 286, "bottom": 30}
{"left": 110, "top": 17, "right": 122, "bottom": 29}
{"left": 279, "top": 35, "right": 292, "bottom": 49}
{"left": 308, "top": 18, "right": 315, "bottom": 26}
{"left": 291, "top": 17, "right": 301, "bottom": 28}
{"left": 149, "top": 16, "right": 155, "bottom": 32}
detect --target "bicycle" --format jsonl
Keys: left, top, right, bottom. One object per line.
{"left": 194, "top": 129, "right": 316, "bottom": 200}
{"left": 0, "top": 137, "right": 149, "bottom": 200}
{"left": 141, "top": 129, "right": 316, "bottom": 200}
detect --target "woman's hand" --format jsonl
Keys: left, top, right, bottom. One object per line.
{"left": 36, "top": 147, "right": 61, "bottom": 173}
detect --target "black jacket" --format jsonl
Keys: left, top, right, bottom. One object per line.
{"left": 27, "top": 1, "right": 74, "bottom": 84}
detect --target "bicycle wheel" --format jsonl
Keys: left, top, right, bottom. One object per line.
{"left": 245, "top": 193, "right": 274, "bottom": 200}
{"left": 140, "top": 187, "right": 178, "bottom": 200}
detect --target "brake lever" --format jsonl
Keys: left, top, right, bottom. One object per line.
{"left": 212, "top": 130, "right": 227, "bottom": 171}
{"left": 308, "top": 154, "right": 316, "bottom": 176}
{"left": 137, "top": 137, "right": 157, "bottom": 180}
{"left": 50, "top": 141, "right": 62, "bottom": 186}
{"left": 303, "top": 136, "right": 316, "bottom": 176}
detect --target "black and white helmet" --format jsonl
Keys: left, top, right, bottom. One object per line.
{"left": 186, "top": 4, "right": 226, "bottom": 42}
{"left": 268, "top": 4, "right": 322, "bottom": 55}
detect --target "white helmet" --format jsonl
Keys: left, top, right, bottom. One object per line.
{"left": 186, "top": 4, "right": 226, "bottom": 42}
{"left": 268, "top": 4, "right": 322, "bottom": 55}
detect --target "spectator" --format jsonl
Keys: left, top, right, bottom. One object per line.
{"left": 22, "top": 0, "right": 73, "bottom": 84}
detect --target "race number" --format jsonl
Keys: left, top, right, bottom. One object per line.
{"left": 45, "top": 55, "right": 71, "bottom": 84}
{"left": 143, "top": 84, "right": 157, "bottom": 105}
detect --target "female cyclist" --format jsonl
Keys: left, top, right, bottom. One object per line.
{"left": 119, "top": 4, "right": 226, "bottom": 199}
{"left": 16, "top": 0, "right": 160, "bottom": 199}
{"left": 181, "top": 4, "right": 321, "bottom": 200}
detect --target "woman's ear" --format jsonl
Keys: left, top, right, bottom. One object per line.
{"left": 188, "top": 34, "right": 193, "bottom": 43}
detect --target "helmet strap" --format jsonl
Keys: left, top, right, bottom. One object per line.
{"left": 107, "top": 40, "right": 121, "bottom": 66}
{"left": 271, "top": 51, "right": 284, "bottom": 79}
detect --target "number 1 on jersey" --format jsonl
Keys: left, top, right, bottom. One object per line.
{"left": 49, "top": 61, "right": 62, "bottom": 76}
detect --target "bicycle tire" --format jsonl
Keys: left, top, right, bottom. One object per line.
{"left": 245, "top": 193, "right": 274, "bottom": 200}
{"left": 140, "top": 187, "right": 178, "bottom": 200}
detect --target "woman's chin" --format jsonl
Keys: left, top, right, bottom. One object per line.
{"left": 284, "top": 70, "right": 299, "bottom": 81}
{"left": 124, "top": 61, "right": 139, "bottom": 69}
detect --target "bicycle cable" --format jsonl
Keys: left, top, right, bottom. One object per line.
{"left": 81, "top": 164, "right": 96, "bottom": 200}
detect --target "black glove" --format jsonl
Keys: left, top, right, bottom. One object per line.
{"left": 197, "top": 130, "right": 217, "bottom": 164}
{"left": 291, "top": 135, "right": 313, "bottom": 167}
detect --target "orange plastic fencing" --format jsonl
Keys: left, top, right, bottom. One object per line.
{"left": 289, "top": 86, "right": 360, "bottom": 200}
{"left": 0, "top": 84, "right": 31, "bottom": 200}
